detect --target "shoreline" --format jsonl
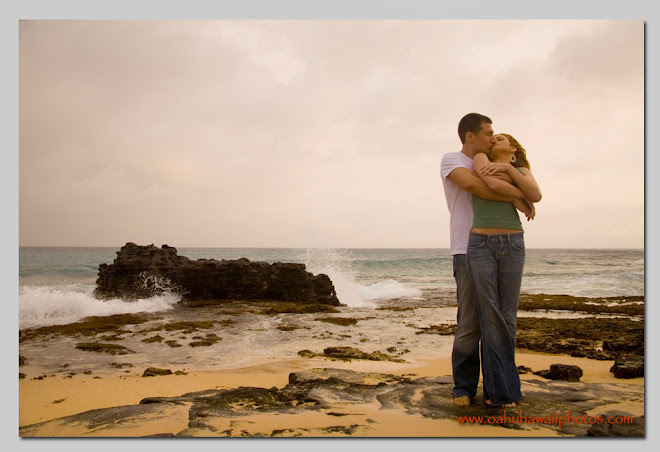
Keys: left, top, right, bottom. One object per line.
{"left": 18, "top": 292, "right": 645, "bottom": 437}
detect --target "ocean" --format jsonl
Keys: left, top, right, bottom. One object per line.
{"left": 18, "top": 247, "right": 644, "bottom": 330}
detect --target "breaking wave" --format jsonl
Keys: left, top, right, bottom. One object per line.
{"left": 19, "top": 285, "right": 181, "bottom": 330}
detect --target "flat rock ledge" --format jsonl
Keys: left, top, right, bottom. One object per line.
{"left": 297, "top": 346, "right": 406, "bottom": 363}
{"left": 19, "top": 368, "right": 643, "bottom": 438}
{"left": 94, "top": 242, "right": 339, "bottom": 305}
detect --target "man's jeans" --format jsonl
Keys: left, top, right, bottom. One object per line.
{"left": 467, "top": 232, "right": 525, "bottom": 405}
{"left": 451, "top": 254, "right": 481, "bottom": 399}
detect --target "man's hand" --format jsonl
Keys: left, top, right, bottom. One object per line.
{"left": 513, "top": 198, "right": 535, "bottom": 221}
{"left": 526, "top": 202, "right": 536, "bottom": 221}
{"left": 446, "top": 166, "right": 525, "bottom": 202}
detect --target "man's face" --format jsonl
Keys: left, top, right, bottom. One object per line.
{"left": 471, "top": 122, "right": 495, "bottom": 155}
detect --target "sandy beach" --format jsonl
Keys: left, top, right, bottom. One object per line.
{"left": 17, "top": 246, "right": 644, "bottom": 438}
{"left": 19, "top": 347, "right": 644, "bottom": 438}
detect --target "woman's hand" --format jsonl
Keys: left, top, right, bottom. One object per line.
{"left": 479, "top": 162, "right": 513, "bottom": 178}
{"left": 482, "top": 162, "right": 542, "bottom": 204}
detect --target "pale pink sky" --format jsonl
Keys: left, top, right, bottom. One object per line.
{"left": 19, "top": 19, "right": 644, "bottom": 248}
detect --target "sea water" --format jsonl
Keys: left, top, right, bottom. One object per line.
{"left": 18, "top": 247, "right": 644, "bottom": 330}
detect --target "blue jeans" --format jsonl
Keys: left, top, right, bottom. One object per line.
{"left": 451, "top": 254, "right": 481, "bottom": 399}
{"left": 466, "top": 232, "right": 525, "bottom": 405}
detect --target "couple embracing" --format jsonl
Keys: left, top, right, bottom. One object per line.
{"left": 440, "top": 113, "right": 542, "bottom": 408}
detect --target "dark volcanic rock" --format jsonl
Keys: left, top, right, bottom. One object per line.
{"left": 20, "top": 367, "right": 643, "bottom": 438}
{"left": 587, "top": 412, "right": 644, "bottom": 437}
{"left": 189, "top": 334, "right": 222, "bottom": 347}
{"left": 142, "top": 367, "right": 173, "bottom": 377}
{"left": 94, "top": 242, "right": 339, "bottom": 305}
{"left": 75, "top": 342, "right": 134, "bottom": 355}
{"left": 322, "top": 347, "right": 405, "bottom": 363}
{"left": 533, "top": 364, "right": 583, "bottom": 382}
{"left": 516, "top": 317, "right": 644, "bottom": 360}
{"left": 610, "top": 358, "right": 644, "bottom": 379}
{"left": 20, "top": 314, "right": 149, "bottom": 342}
{"left": 518, "top": 294, "right": 644, "bottom": 316}
{"left": 315, "top": 317, "right": 359, "bottom": 326}
{"left": 602, "top": 338, "right": 645, "bottom": 355}
{"left": 414, "top": 324, "right": 456, "bottom": 335}
{"left": 298, "top": 347, "right": 405, "bottom": 363}
{"left": 95, "top": 243, "right": 187, "bottom": 300}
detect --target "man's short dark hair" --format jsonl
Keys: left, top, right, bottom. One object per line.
{"left": 458, "top": 113, "right": 492, "bottom": 144}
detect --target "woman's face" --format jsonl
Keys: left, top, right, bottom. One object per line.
{"left": 491, "top": 134, "right": 515, "bottom": 156}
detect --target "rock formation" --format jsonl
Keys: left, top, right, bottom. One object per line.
{"left": 94, "top": 243, "right": 339, "bottom": 305}
{"left": 533, "top": 364, "right": 583, "bottom": 382}
{"left": 19, "top": 367, "right": 644, "bottom": 437}
{"left": 610, "top": 357, "right": 644, "bottom": 379}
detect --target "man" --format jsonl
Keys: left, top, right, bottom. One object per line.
{"left": 440, "top": 113, "right": 532, "bottom": 407}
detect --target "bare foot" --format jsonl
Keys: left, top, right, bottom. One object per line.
{"left": 485, "top": 399, "right": 517, "bottom": 408}
{"left": 453, "top": 396, "right": 471, "bottom": 407}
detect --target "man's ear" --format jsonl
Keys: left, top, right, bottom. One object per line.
{"left": 465, "top": 131, "right": 474, "bottom": 142}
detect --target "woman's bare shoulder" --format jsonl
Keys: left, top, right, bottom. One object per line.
{"left": 472, "top": 152, "right": 490, "bottom": 165}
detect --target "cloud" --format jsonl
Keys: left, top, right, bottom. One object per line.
{"left": 19, "top": 20, "right": 644, "bottom": 248}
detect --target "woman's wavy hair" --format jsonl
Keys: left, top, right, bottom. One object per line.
{"left": 500, "top": 133, "right": 531, "bottom": 169}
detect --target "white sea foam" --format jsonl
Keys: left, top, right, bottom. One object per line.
{"left": 299, "top": 249, "right": 422, "bottom": 307}
{"left": 299, "top": 248, "right": 374, "bottom": 307}
{"left": 358, "top": 279, "right": 423, "bottom": 301}
{"left": 19, "top": 285, "right": 181, "bottom": 330}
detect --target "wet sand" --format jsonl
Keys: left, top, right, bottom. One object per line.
{"left": 18, "top": 294, "right": 644, "bottom": 438}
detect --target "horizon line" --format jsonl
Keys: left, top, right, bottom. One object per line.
{"left": 17, "top": 245, "right": 645, "bottom": 251}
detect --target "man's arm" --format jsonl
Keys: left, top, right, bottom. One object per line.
{"left": 447, "top": 167, "right": 525, "bottom": 201}
{"left": 478, "top": 162, "right": 542, "bottom": 203}
{"left": 512, "top": 197, "right": 535, "bottom": 220}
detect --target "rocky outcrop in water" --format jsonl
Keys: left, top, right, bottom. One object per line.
{"left": 94, "top": 243, "right": 339, "bottom": 305}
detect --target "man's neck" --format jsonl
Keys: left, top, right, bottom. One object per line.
{"left": 460, "top": 144, "right": 476, "bottom": 159}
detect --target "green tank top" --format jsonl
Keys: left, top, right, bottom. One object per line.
{"left": 471, "top": 168, "right": 524, "bottom": 230}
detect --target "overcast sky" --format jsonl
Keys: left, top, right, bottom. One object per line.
{"left": 18, "top": 19, "right": 644, "bottom": 249}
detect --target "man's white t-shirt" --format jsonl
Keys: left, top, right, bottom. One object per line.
{"left": 440, "top": 151, "right": 474, "bottom": 255}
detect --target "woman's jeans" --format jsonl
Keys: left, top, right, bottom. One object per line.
{"left": 467, "top": 232, "right": 525, "bottom": 404}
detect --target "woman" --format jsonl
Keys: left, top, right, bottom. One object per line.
{"left": 467, "top": 133, "right": 541, "bottom": 408}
